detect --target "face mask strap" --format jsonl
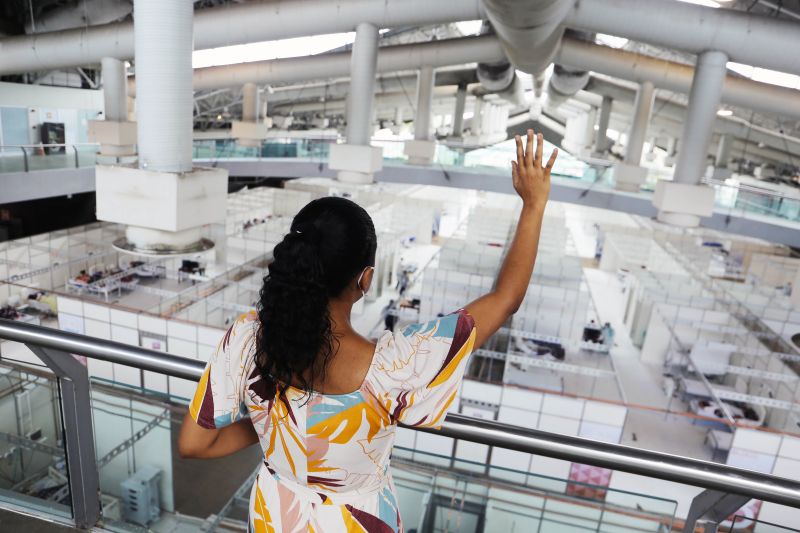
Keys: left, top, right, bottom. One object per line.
{"left": 356, "top": 266, "right": 374, "bottom": 297}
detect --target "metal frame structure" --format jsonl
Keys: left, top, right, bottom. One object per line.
{"left": 1, "top": 318, "right": 800, "bottom": 531}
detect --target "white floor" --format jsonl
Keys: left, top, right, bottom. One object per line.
{"left": 583, "top": 267, "right": 716, "bottom": 460}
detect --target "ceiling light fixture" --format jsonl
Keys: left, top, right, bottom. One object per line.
{"left": 716, "top": 109, "right": 733, "bottom": 117}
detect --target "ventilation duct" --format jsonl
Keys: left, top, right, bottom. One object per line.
{"left": 476, "top": 61, "right": 526, "bottom": 107}
{"left": 546, "top": 30, "right": 593, "bottom": 107}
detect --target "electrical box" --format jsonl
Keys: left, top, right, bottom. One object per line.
{"left": 120, "top": 466, "right": 161, "bottom": 526}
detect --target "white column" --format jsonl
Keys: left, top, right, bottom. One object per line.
{"left": 95, "top": 0, "right": 228, "bottom": 254}
{"left": 673, "top": 50, "right": 728, "bottom": 184}
{"left": 715, "top": 134, "right": 732, "bottom": 168}
{"left": 655, "top": 50, "right": 728, "bottom": 227}
{"left": 102, "top": 57, "right": 127, "bottom": 122}
{"left": 472, "top": 96, "right": 484, "bottom": 136}
{"left": 614, "top": 81, "right": 654, "bottom": 191}
{"left": 405, "top": 65, "right": 437, "bottom": 165}
{"left": 624, "top": 81, "right": 655, "bottom": 165}
{"left": 345, "top": 22, "right": 379, "bottom": 146}
{"left": 451, "top": 83, "right": 467, "bottom": 138}
{"left": 233, "top": 82, "right": 270, "bottom": 146}
{"left": 330, "top": 22, "right": 382, "bottom": 183}
{"left": 89, "top": 57, "right": 137, "bottom": 158}
{"left": 414, "top": 66, "right": 435, "bottom": 141}
{"left": 664, "top": 136, "right": 678, "bottom": 166}
{"left": 594, "top": 95, "right": 612, "bottom": 154}
{"left": 242, "top": 82, "right": 257, "bottom": 122}
{"left": 134, "top": 0, "right": 193, "bottom": 173}
{"left": 713, "top": 133, "right": 733, "bottom": 179}
{"left": 259, "top": 88, "right": 269, "bottom": 122}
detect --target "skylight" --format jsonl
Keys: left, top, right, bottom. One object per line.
{"left": 676, "top": 0, "right": 721, "bottom": 7}
{"left": 595, "top": 34, "right": 629, "bottom": 48}
{"left": 455, "top": 20, "right": 484, "bottom": 37}
{"left": 727, "top": 62, "right": 800, "bottom": 90}
{"left": 192, "top": 33, "right": 357, "bottom": 69}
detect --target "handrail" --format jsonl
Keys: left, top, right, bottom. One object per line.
{"left": 2, "top": 318, "right": 800, "bottom": 509}
{"left": 0, "top": 143, "right": 100, "bottom": 149}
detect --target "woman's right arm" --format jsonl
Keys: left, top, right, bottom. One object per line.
{"left": 465, "top": 130, "right": 557, "bottom": 348}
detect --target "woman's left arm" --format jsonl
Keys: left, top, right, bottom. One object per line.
{"left": 177, "top": 412, "right": 259, "bottom": 459}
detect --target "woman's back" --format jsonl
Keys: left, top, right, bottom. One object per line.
{"left": 190, "top": 309, "right": 475, "bottom": 530}
{"left": 179, "top": 131, "right": 557, "bottom": 532}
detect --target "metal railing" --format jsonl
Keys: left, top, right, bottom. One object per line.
{"left": 1, "top": 318, "right": 799, "bottom": 531}
{"left": 0, "top": 143, "right": 100, "bottom": 172}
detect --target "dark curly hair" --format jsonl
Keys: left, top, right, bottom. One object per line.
{"left": 255, "top": 197, "right": 377, "bottom": 398}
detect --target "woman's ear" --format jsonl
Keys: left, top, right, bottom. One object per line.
{"left": 357, "top": 266, "right": 375, "bottom": 298}
{"left": 363, "top": 267, "right": 375, "bottom": 293}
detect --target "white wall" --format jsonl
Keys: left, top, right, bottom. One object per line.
{"left": 0, "top": 82, "right": 103, "bottom": 110}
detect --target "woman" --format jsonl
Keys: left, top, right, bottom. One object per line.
{"left": 178, "top": 130, "right": 557, "bottom": 532}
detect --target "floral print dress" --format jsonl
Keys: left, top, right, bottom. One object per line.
{"left": 189, "top": 309, "right": 476, "bottom": 532}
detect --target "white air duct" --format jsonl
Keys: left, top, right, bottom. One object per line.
{"left": 0, "top": 0, "right": 483, "bottom": 75}
{"left": 481, "top": 0, "right": 572, "bottom": 74}
{"left": 96, "top": 0, "right": 228, "bottom": 255}
{"left": 557, "top": 37, "right": 800, "bottom": 119}
{"left": 565, "top": 0, "right": 800, "bottom": 76}
{"left": 185, "top": 36, "right": 505, "bottom": 92}
{"left": 135, "top": 0, "right": 193, "bottom": 173}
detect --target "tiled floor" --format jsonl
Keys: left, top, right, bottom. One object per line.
{"left": 583, "top": 267, "right": 716, "bottom": 461}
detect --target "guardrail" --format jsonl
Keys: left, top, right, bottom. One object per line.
{"left": 0, "top": 143, "right": 100, "bottom": 172}
{"left": 1, "top": 319, "right": 799, "bottom": 531}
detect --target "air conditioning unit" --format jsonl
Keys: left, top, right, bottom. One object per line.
{"left": 120, "top": 466, "right": 161, "bottom": 526}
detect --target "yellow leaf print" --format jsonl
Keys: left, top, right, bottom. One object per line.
{"left": 427, "top": 328, "right": 476, "bottom": 389}
{"left": 340, "top": 506, "right": 368, "bottom": 532}
{"left": 252, "top": 483, "right": 275, "bottom": 533}
{"left": 308, "top": 401, "right": 390, "bottom": 445}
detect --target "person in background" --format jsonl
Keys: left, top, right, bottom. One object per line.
{"left": 782, "top": 281, "right": 793, "bottom": 297}
{"left": 383, "top": 299, "right": 399, "bottom": 332}
{"left": 177, "top": 131, "right": 557, "bottom": 532}
{"left": 594, "top": 223, "right": 605, "bottom": 262}
{"left": 602, "top": 322, "right": 615, "bottom": 348}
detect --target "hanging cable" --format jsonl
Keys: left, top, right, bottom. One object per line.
{"left": 739, "top": 110, "right": 757, "bottom": 173}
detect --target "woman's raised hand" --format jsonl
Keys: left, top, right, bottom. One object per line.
{"left": 511, "top": 129, "right": 558, "bottom": 210}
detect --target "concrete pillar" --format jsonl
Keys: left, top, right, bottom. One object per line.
{"left": 242, "top": 82, "right": 257, "bottom": 122}
{"left": 233, "top": 82, "right": 271, "bottom": 146}
{"left": 259, "top": 89, "right": 269, "bottom": 122}
{"left": 330, "top": 22, "right": 382, "bottom": 183}
{"left": 715, "top": 134, "right": 732, "bottom": 168}
{"left": 89, "top": 57, "right": 137, "bottom": 158}
{"left": 95, "top": 0, "right": 228, "bottom": 254}
{"left": 405, "top": 66, "right": 437, "bottom": 165}
{"left": 655, "top": 50, "right": 728, "bottom": 227}
{"left": 614, "top": 82, "right": 654, "bottom": 192}
{"left": 624, "top": 81, "right": 655, "bottom": 166}
{"left": 102, "top": 57, "right": 127, "bottom": 122}
{"left": 673, "top": 50, "right": 728, "bottom": 184}
{"left": 713, "top": 133, "right": 734, "bottom": 179}
{"left": 665, "top": 136, "right": 678, "bottom": 166}
{"left": 594, "top": 95, "right": 612, "bottom": 154}
{"left": 472, "top": 96, "right": 484, "bottom": 136}
{"left": 451, "top": 82, "right": 467, "bottom": 138}
{"left": 414, "top": 66, "right": 435, "bottom": 141}
{"left": 345, "top": 22, "right": 379, "bottom": 146}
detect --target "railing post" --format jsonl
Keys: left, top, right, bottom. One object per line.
{"left": 682, "top": 489, "right": 750, "bottom": 533}
{"left": 72, "top": 145, "right": 80, "bottom": 168}
{"left": 20, "top": 147, "right": 29, "bottom": 172}
{"left": 28, "top": 346, "right": 101, "bottom": 530}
